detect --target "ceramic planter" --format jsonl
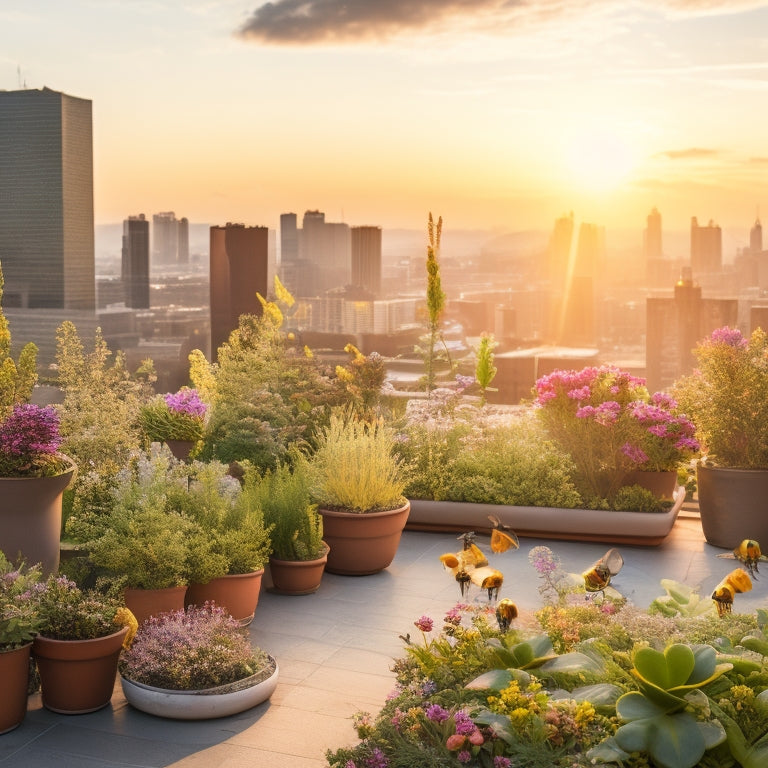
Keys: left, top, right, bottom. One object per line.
{"left": 165, "top": 439, "right": 194, "bottom": 461}
{"left": 319, "top": 501, "right": 410, "bottom": 575}
{"left": 32, "top": 626, "right": 129, "bottom": 714}
{"left": 0, "top": 456, "right": 76, "bottom": 575}
{"left": 697, "top": 464, "right": 768, "bottom": 549}
{"left": 268, "top": 544, "right": 329, "bottom": 595}
{"left": 124, "top": 585, "right": 188, "bottom": 625}
{"left": 406, "top": 489, "right": 685, "bottom": 546}
{"left": 120, "top": 655, "right": 279, "bottom": 720}
{"left": 185, "top": 570, "right": 264, "bottom": 626}
{"left": 0, "top": 643, "right": 31, "bottom": 734}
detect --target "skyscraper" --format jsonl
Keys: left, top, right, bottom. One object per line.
{"left": 153, "top": 212, "right": 188, "bottom": 267}
{"left": 690, "top": 217, "right": 722, "bottom": 275}
{"left": 750, "top": 217, "right": 763, "bottom": 254}
{"left": 209, "top": 223, "right": 269, "bottom": 356}
{"left": 121, "top": 215, "right": 150, "bottom": 309}
{"left": 0, "top": 87, "right": 95, "bottom": 309}
{"left": 351, "top": 226, "right": 382, "bottom": 296}
{"left": 644, "top": 207, "right": 662, "bottom": 260}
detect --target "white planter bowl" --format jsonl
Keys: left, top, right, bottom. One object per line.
{"left": 120, "top": 656, "right": 279, "bottom": 720}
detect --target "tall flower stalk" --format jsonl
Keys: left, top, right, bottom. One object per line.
{"left": 422, "top": 213, "right": 451, "bottom": 395}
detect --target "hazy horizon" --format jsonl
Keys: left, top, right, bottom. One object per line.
{"left": 4, "top": 1, "right": 768, "bottom": 236}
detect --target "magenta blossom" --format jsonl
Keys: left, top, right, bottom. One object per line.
{"left": 0, "top": 404, "right": 61, "bottom": 457}
{"left": 164, "top": 388, "right": 207, "bottom": 418}
{"left": 708, "top": 326, "right": 747, "bottom": 349}
{"left": 414, "top": 615, "right": 433, "bottom": 633}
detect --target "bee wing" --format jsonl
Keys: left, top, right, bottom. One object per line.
{"left": 490, "top": 528, "right": 520, "bottom": 554}
{"left": 601, "top": 548, "right": 624, "bottom": 576}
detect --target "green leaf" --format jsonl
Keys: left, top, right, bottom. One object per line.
{"left": 541, "top": 651, "right": 604, "bottom": 674}
{"left": 648, "top": 712, "right": 706, "bottom": 768}
{"left": 634, "top": 645, "right": 694, "bottom": 689}
{"left": 617, "top": 691, "right": 669, "bottom": 721}
{"left": 741, "top": 633, "right": 768, "bottom": 658}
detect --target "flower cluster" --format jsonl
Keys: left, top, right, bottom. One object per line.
{"left": 139, "top": 388, "right": 207, "bottom": 444}
{"left": 164, "top": 388, "right": 207, "bottom": 418}
{"left": 120, "top": 603, "right": 270, "bottom": 691}
{"left": 0, "top": 551, "right": 43, "bottom": 649}
{"left": 0, "top": 404, "right": 67, "bottom": 477}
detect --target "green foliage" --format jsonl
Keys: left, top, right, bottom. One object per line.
{"left": 0, "top": 265, "right": 38, "bottom": 416}
{"left": 334, "top": 344, "right": 386, "bottom": 420}
{"left": 246, "top": 457, "right": 325, "bottom": 561}
{"left": 309, "top": 410, "right": 409, "bottom": 513}
{"left": 650, "top": 579, "right": 717, "bottom": 618}
{"left": 0, "top": 551, "right": 43, "bottom": 648}
{"left": 139, "top": 395, "right": 204, "bottom": 443}
{"left": 474, "top": 332, "right": 498, "bottom": 405}
{"left": 613, "top": 484, "right": 669, "bottom": 513}
{"left": 398, "top": 403, "right": 583, "bottom": 508}
{"left": 672, "top": 326, "right": 768, "bottom": 468}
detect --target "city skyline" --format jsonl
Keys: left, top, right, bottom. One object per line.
{"left": 3, "top": 2, "right": 768, "bottom": 236}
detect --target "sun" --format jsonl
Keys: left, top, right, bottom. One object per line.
{"left": 559, "top": 125, "right": 638, "bottom": 194}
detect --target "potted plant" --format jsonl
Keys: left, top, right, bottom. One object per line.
{"left": 309, "top": 410, "right": 411, "bottom": 575}
{"left": 33, "top": 574, "right": 137, "bottom": 714}
{"left": 0, "top": 551, "right": 43, "bottom": 733}
{"left": 673, "top": 325, "right": 768, "bottom": 548}
{"left": 0, "top": 404, "right": 77, "bottom": 575}
{"left": 139, "top": 387, "right": 207, "bottom": 460}
{"left": 182, "top": 461, "right": 273, "bottom": 624}
{"left": 248, "top": 457, "right": 329, "bottom": 595}
{"left": 119, "top": 603, "right": 278, "bottom": 719}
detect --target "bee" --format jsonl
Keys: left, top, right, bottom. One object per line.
{"left": 440, "top": 531, "right": 503, "bottom": 601}
{"left": 582, "top": 548, "right": 624, "bottom": 596}
{"left": 716, "top": 539, "right": 768, "bottom": 578}
{"left": 495, "top": 598, "right": 518, "bottom": 632}
{"left": 711, "top": 568, "right": 753, "bottom": 616}
{"left": 487, "top": 515, "right": 520, "bottom": 554}
{"left": 472, "top": 566, "right": 503, "bottom": 602}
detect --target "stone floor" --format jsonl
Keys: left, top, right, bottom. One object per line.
{"left": 1, "top": 507, "right": 761, "bottom": 768}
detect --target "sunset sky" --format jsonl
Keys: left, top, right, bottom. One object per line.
{"left": 2, "top": 1, "right": 768, "bottom": 241}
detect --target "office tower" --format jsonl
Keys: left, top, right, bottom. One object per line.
{"left": 0, "top": 87, "right": 95, "bottom": 309}
{"left": 646, "top": 267, "right": 738, "bottom": 391}
{"left": 547, "top": 211, "right": 574, "bottom": 285}
{"left": 153, "top": 212, "right": 188, "bottom": 267}
{"left": 351, "top": 226, "right": 382, "bottom": 296}
{"left": 280, "top": 213, "right": 299, "bottom": 263}
{"left": 209, "top": 223, "right": 269, "bottom": 356}
{"left": 690, "top": 217, "right": 722, "bottom": 275}
{"left": 644, "top": 207, "right": 662, "bottom": 259}
{"left": 121, "top": 214, "right": 150, "bottom": 309}
{"left": 750, "top": 217, "right": 763, "bottom": 254}
{"left": 300, "top": 210, "right": 351, "bottom": 295}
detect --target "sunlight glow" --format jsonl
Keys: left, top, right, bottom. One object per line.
{"left": 560, "top": 126, "right": 638, "bottom": 194}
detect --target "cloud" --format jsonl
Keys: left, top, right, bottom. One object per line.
{"left": 656, "top": 148, "right": 721, "bottom": 160}
{"left": 236, "top": 0, "right": 768, "bottom": 45}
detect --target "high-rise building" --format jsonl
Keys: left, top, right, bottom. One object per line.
{"left": 690, "top": 217, "right": 722, "bottom": 275}
{"left": 644, "top": 207, "right": 662, "bottom": 260}
{"left": 121, "top": 215, "right": 150, "bottom": 309}
{"left": 280, "top": 213, "right": 299, "bottom": 263}
{"left": 209, "top": 223, "right": 269, "bottom": 356}
{"left": 300, "top": 210, "right": 350, "bottom": 295}
{"left": 351, "top": 226, "right": 382, "bottom": 297}
{"left": 0, "top": 87, "right": 95, "bottom": 309}
{"left": 750, "top": 217, "right": 763, "bottom": 254}
{"left": 153, "top": 212, "right": 188, "bottom": 267}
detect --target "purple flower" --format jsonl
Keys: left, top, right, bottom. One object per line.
{"left": 444, "top": 606, "right": 463, "bottom": 626}
{"left": 163, "top": 388, "right": 207, "bottom": 418}
{"left": 621, "top": 442, "right": 649, "bottom": 464}
{"left": 0, "top": 404, "right": 61, "bottom": 457}
{"left": 457, "top": 751, "right": 471, "bottom": 764}
{"left": 708, "top": 326, "right": 747, "bottom": 348}
{"left": 494, "top": 758, "right": 512, "bottom": 768}
{"left": 528, "top": 546, "right": 560, "bottom": 575}
{"left": 425, "top": 704, "right": 450, "bottom": 723}
{"left": 414, "top": 615, "right": 433, "bottom": 633}
{"left": 454, "top": 709, "right": 476, "bottom": 736}
{"left": 364, "top": 747, "right": 388, "bottom": 768}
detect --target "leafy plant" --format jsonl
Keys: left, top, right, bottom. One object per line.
{"left": 247, "top": 457, "right": 325, "bottom": 561}
{"left": 0, "top": 551, "right": 43, "bottom": 649}
{"left": 474, "top": 332, "right": 498, "bottom": 406}
{"left": 309, "top": 410, "right": 409, "bottom": 513}
{"left": 139, "top": 388, "right": 207, "bottom": 443}
{"left": 673, "top": 326, "right": 768, "bottom": 468}
{"left": 120, "top": 603, "right": 272, "bottom": 690}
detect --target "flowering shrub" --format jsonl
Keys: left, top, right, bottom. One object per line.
{"left": 0, "top": 551, "right": 43, "bottom": 649}
{"left": 673, "top": 326, "right": 768, "bottom": 468}
{"left": 120, "top": 603, "right": 271, "bottom": 690}
{"left": 35, "top": 575, "right": 125, "bottom": 641}
{"left": 535, "top": 365, "right": 698, "bottom": 503}
{"left": 139, "top": 387, "right": 207, "bottom": 444}
{"left": 0, "top": 403, "right": 68, "bottom": 477}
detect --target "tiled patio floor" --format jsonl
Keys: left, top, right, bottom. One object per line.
{"left": 1, "top": 507, "right": 761, "bottom": 768}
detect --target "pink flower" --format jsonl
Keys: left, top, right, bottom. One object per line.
{"left": 414, "top": 615, "right": 433, "bottom": 633}
{"left": 468, "top": 730, "right": 484, "bottom": 745}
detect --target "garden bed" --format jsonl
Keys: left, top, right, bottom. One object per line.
{"left": 406, "top": 486, "right": 686, "bottom": 545}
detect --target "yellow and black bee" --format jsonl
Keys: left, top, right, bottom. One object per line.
{"left": 712, "top": 568, "right": 753, "bottom": 616}
{"left": 716, "top": 539, "right": 768, "bottom": 578}
{"left": 487, "top": 515, "right": 520, "bottom": 554}
{"left": 582, "top": 548, "right": 624, "bottom": 596}
{"left": 495, "top": 598, "right": 518, "bottom": 632}
{"left": 439, "top": 530, "right": 508, "bottom": 601}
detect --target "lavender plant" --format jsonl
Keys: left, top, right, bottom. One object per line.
{"left": 120, "top": 604, "right": 271, "bottom": 690}
{"left": 0, "top": 403, "right": 68, "bottom": 477}
{"left": 0, "top": 551, "right": 43, "bottom": 649}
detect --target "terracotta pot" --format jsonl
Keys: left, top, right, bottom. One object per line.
{"left": 319, "top": 501, "right": 410, "bottom": 576}
{"left": 165, "top": 439, "right": 194, "bottom": 461}
{"left": 124, "top": 585, "right": 187, "bottom": 625}
{"left": 120, "top": 655, "right": 279, "bottom": 720}
{"left": 269, "top": 544, "right": 329, "bottom": 595}
{"left": 697, "top": 465, "right": 768, "bottom": 549}
{"left": 622, "top": 469, "right": 678, "bottom": 500}
{"left": 0, "top": 643, "right": 31, "bottom": 733}
{"left": 185, "top": 570, "right": 264, "bottom": 626}
{"left": 32, "top": 627, "right": 129, "bottom": 714}
{"left": 0, "top": 457, "right": 76, "bottom": 575}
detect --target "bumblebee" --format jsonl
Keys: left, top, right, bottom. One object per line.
{"left": 487, "top": 515, "right": 520, "bottom": 554}
{"left": 472, "top": 566, "right": 503, "bottom": 601}
{"left": 440, "top": 531, "right": 503, "bottom": 601}
{"left": 716, "top": 539, "right": 768, "bottom": 578}
{"left": 582, "top": 548, "right": 624, "bottom": 595}
{"left": 495, "top": 598, "right": 518, "bottom": 632}
{"left": 711, "top": 568, "right": 752, "bottom": 616}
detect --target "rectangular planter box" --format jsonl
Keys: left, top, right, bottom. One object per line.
{"left": 406, "top": 487, "right": 685, "bottom": 546}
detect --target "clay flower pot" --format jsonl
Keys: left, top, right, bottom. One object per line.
{"left": 269, "top": 544, "right": 329, "bottom": 595}
{"left": 185, "top": 570, "right": 264, "bottom": 626}
{"left": 0, "top": 643, "right": 32, "bottom": 733}
{"left": 124, "top": 585, "right": 188, "bottom": 625}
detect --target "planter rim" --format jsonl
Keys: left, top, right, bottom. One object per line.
{"left": 120, "top": 655, "right": 277, "bottom": 697}
{"left": 0, "top": 454, "right": 76, "bottom": 482}
{"left": 269, "top": 542, "right": 330, "bottom": 565}
{"left": 0, "top": 641, "right": 33, "bottom": 654}
{"left": 34, "top": 625, "right": 129, "bottom": 646}
{"left": 698, "top": 464, "right": 768, "bottom": 474}
{"left": 318, "top": 501, "right": 410, "bottom": 518}
{"left": 193, "top": 568, "right": 265, "bottom": 585}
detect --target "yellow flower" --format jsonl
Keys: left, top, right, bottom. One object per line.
{"left": 114, "top": 606, "right": 139, "bottom": 649}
